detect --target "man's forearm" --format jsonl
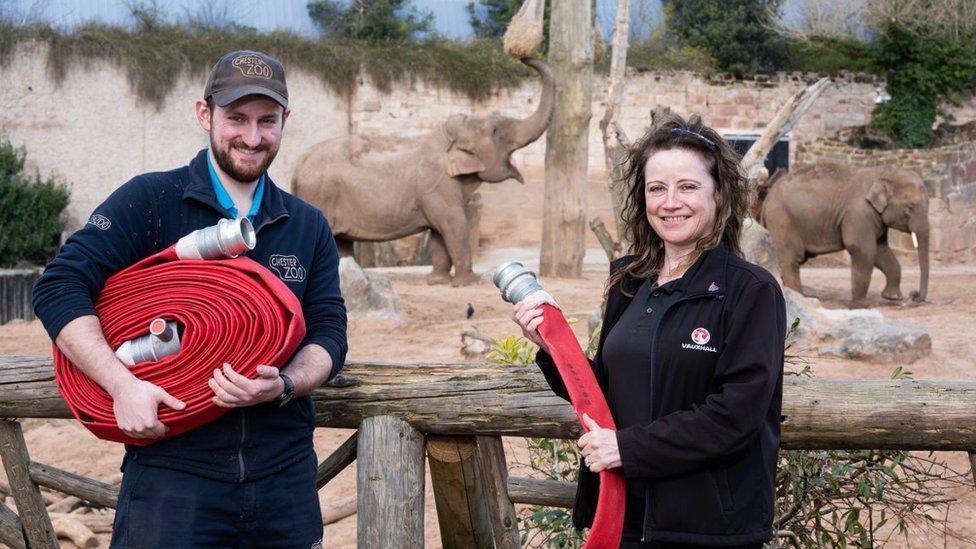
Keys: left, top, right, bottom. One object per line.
{"left": 281, "top": 344, "right": 333, "bottom": 397}
{"left": 55, "top": 315, "right": 138, "bottom": 398}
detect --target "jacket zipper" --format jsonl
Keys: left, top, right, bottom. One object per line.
{"left": 641, "top": 290, "right": 724, "bottom": 542}
{"left": 238, "top": 408, "right": 247, "bottom": 482}
{"left": 254, "top": 213, "right": 288, "bottom": 235}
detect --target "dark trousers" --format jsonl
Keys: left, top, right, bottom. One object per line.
{"left": 620, "top": 542, "right": 763, "bottom": 549}
{"left": 110, "top": 453, "right": 322, "bottom": 548}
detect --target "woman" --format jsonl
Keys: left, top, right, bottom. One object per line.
{"left": 513, "top": 113, "right": 785, "bottom": 548}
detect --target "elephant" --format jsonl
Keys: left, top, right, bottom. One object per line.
{"left": 760, "top": 162, "right": 929, "bottom": 308}
{"left": 292, "top": 57, "right": 554, "bottom": 286}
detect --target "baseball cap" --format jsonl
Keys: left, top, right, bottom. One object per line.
{"left": 204, "top": 50, "right": 288, "bottom": 108}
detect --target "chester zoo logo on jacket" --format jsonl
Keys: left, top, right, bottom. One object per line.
{"left": 87, "top": 214, "right": 111, "bottom": 231}
{"left": 682, "top": 327, "right": 717, "bottom": 353}
{"left": 269, "top": 254, "right": 306, "bottom": 282}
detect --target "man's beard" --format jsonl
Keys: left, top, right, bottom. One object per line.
{"left": 211, "top": 137, "right": 279, "bottom": 183}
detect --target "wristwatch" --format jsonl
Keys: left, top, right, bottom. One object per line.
{"left": 273, "top": 373, "right": 295, "bottom": 407}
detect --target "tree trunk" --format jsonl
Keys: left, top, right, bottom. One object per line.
{"left": 600, "top": 0, "right": 633, "bottom": 252}
{"left": 540, "top": 0, "right": 593, "bottom": 278}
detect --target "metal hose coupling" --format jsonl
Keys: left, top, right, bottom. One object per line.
{"left": 493, "top": 261, "right": 561, "bottom": 309}
{"left": 175, "top": 217, "right": 256, "bottom": 260}
{"left": 115, "top": 318, "right": 183, "bottom": 367}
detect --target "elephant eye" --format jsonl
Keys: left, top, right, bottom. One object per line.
{"left": 492, "top": 127, "right": 501, "bottom": 138}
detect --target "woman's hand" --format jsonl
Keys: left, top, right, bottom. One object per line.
{"left": 511, "top": 300, "right": 550, "bottom": 353}
{"left": 578, "top": 413, "right": 622, "bottom": 473}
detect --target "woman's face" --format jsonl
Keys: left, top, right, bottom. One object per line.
{"left": 644, "top": 148, "right": 717, "bottom": 249}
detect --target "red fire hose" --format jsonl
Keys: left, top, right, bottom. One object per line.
{"left": 53, "top": 245, "right": 306, "bottom": 445}
{"left": 536, "top": 303, "right": 626, "bottom": 549}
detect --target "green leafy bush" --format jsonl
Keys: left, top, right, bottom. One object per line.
{"left": 307, "top": 0, "right": 432, "bottom": 43}
{"left": 0, "top": 139, "right": 69, "bottom": 267}
{"left": 868, "top": 21, "right": 976, "bottom": 148}
{"left": 663, "top": 0, "right": 788, "bottom": 74}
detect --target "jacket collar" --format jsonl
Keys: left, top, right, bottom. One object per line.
{"left": 620, "top": 243, "right": 730, "bottom": 298}
{"left": 183, "top": 149, "right": 289, "bottom": 225}
{"left": 672, "top": 242, "right": 730, "bottom": 296}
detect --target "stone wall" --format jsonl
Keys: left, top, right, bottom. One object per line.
{"left": 2, "top": 41, "right": 974, "bottom": 259}
{"left": 795, "top": 124, "right": 976, "bottom": 263}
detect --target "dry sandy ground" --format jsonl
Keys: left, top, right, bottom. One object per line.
{"left": 1, "top": 261, "right": 974, "bottom": 548}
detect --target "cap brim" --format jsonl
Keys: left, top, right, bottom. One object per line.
{"left": 211, "top": 86, "right": 288, "bottom": 109}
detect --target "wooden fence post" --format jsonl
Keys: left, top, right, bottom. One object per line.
{"left": 0, "top": 501, "right": 26, "bottom": 549}
{"left": 357, "top": 416, "right": 425, "bottom": 548}
{"left": 0, "top": 420, "right": 57, "bottom": 548}
{"left": 427, "top": 436, "right": 493, "bottom": 549}
{"left": 475, "top": 435, "right": 520, "bottom": 548}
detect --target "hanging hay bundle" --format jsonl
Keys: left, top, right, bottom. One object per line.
{"left": 503, "top": 0, "right": 546, "bottom": 58}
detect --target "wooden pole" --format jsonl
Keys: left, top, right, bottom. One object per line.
{"left": 356, "top": 415, "right": 425, "bottom": 548}
{"left": 316, "top": 432, "right": 358, "bottom": 489}
{"left": 507, "top": 476, "right": 575, "bottom": 507}
{"left": 475, "top": 436, "right": 520, "bottom": 548}
{"left": 540, "top": 0, "right": 593, "bottom": 277}
{"left": 0, "top": 420, "right": 58, "bottom": 548}
{"left": 0, "top": 501, "right": 26, "bottom": 549}
{"left": 426, "top": 436, "right": 492, "bottom": 549}
{"left": 28, "top": 462, "right": 118, "bottom": 509}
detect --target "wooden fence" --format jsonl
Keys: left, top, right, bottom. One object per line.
{"left": 0, "top": 355, "right": 975, "bottom": 547}
{"left": 0, "top": 270, "right": 40, "bottom": 325}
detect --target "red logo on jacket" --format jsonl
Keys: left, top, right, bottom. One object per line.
{"left": 691, "top": 327, "right": 711, "bottom": 345}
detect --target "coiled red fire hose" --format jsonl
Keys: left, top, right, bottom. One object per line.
{"left": 53, "top": 243, "right": 305, "bottom": 446}
{"left": 493, "top": 262, "right": 625, "bottom": 548}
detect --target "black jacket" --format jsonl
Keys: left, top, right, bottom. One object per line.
{"left": 32, "top": 149, "right": 347, "bottom": 482}
{"left": 536, "top": 243, "right": 785, "bottom": 545}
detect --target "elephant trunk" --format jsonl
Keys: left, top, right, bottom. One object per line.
{"left": 912, "top": 226, "right": 929, "bottom": 302}
{"left": 509, "top": 57, "right": 556, "bottom": 148}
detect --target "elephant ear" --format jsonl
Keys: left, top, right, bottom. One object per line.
{"left": 444, "top": 114, "right": 486, "bottom": 177}
{"left": 866, "top": 179, "right": 889, "bottom": 214}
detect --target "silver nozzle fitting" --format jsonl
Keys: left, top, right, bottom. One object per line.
{"left": 115, "top": 319, "right": 183, "bottom": 367}
{"left": 175, "top": 217, "right": 256, "bottom": 260}
{"left": 492, "top": 261, "right": 544, "bottom": 304}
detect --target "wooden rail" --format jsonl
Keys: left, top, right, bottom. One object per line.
{"left": 0, "top": 355, "right": 975, "bottom": 547}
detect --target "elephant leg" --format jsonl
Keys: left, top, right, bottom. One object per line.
{"left": 875, "top": 241, "right": 903, "bottom": 301}
{"left": 847, "top": 243, "right": 877, "bottom": 309}
{"left": 426, "top": 232, "right": 453, "bottom": 285}
{"left": 770, "top": 229, "right": 805, "bottom": 294}
{"left": 432, "top": 216, "right": 478, "bottom": 287}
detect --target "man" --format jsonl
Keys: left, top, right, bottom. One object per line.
{"left": 32, "top": 50, "right": 346, "bottom": 547}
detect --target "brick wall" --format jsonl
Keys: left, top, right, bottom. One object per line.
{"left": 795, "top": 124, "right": 976, "bottom": 263}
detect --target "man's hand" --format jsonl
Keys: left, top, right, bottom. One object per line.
{"left": 209, "top": 363, "right": 284, "bottom": 408}
{"left": 578, "top": 413, "right": 622, "bottom": 473}
{"left": 111, "top": 378, "right": 186, "bottom": 439}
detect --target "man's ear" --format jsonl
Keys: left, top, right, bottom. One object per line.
{"left": 281, "top": 107, "right": 291, "bottom": 129}
{"left": 195, "top": 99, "right": 212, "bottom": 132}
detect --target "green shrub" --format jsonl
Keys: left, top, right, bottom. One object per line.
{"left": 306, "top": 0, "right": 433, "bottom": 43}
{"left": 0, "top": 139, "right": 69, "bottom": 267}
{"left": 868, "top": 21, "right": 976, "bottom": 148}
{"left": 663, "top": 0, "right": 788, "bottom": 74}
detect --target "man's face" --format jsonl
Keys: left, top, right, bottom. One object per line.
{"left": 197, "top": 95, "right": 289, "bottom": 184}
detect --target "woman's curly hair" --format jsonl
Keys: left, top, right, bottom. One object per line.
{"left": 607, "top": 113, "right": 749, "bottom": 296}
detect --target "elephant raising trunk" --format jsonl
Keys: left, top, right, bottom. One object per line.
{"left": 293, "top": 56, "right": 556, "bottom": 286}
{"left": 506, "top": 57, "right": 556, "bottom": 149}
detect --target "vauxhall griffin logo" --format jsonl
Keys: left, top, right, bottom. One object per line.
{"left": 269, "top": 255, "right": 306, "bottom": 282}
{"left": 682, "top": 327, "right": 717, "bottom": 353}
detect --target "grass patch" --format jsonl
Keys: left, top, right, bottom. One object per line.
{"left": 1, "top": 22, "right": 531, "bottom": 108}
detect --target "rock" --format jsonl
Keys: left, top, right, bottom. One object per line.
{"left": 740, "top": 218, "right": 781, "bottom": 279}
{"left": 461, "top": 328, "right": 493, "bottom": 358}
{"left": 338, "top": 257, "right": 403, "bottom": 321}
{"left": 782, "top": 288, "right": 931, "bottom": 364}
{"left": 586, "top": 308, "right": 603, "bottom": 340}
{"left": 818, "top": 317, "right": 931, "bottom": 364}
